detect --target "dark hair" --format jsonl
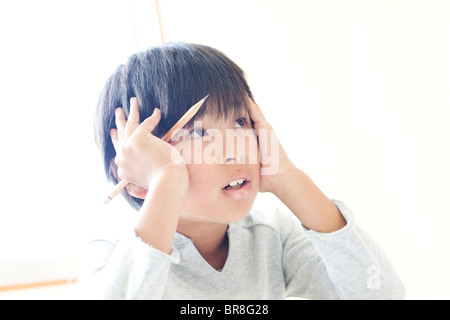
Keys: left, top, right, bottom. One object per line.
{"left": 94, "top": 42, "right": 254, "bottom": 209}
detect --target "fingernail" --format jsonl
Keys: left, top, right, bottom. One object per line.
{"left": 131, "top": 97, "right": 137, "bottom": 104}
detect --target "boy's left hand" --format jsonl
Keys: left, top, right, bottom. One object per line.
{"left": 247, "top": 101, "right": 295, "bottom": 196}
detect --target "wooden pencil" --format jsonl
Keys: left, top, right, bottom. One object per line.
{"left": 104, "top": 95, "right": 208, "bottom": 204}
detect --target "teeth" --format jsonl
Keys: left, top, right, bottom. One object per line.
{"left": 227, "top": 178, "right": 246, "bottom": 187}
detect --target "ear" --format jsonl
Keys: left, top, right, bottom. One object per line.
{"left": 109, "top": 157, "right": 148, "bottom": 200}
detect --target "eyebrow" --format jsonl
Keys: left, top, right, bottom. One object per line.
{"left": 184, "top": 110, "right": 250, "bottom": 129}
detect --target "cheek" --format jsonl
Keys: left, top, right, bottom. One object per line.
{"left": 185, "top": 164, "right": 215, "bottom": 197}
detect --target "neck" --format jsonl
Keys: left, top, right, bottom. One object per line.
{"left": 177, "top": 217, "right": 229, "bottom": 270}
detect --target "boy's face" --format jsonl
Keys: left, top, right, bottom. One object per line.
{"left": 170, "top": 99, "right": 261, "bottom": 225}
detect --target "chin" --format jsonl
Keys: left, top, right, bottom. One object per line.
{"left": 182, "top": 181, "right": 259, "bottom": 224}
{"left": 183, "top": 196, "right": 256, "bottom": 225}
{"left": 220, "top": 195, "right": 258, "bottom": 223}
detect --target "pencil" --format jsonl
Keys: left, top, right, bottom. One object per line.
{"left": 103, "top": 95, "right": 208, "bottom": 204}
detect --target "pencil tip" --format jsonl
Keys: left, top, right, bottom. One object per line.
{"left": 203, "top": 94, "right": 209, "bottom": 101}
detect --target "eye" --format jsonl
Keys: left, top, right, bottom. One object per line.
{"left": 234, "top": 118, "right": 247, "bottom": 128}
{"left": 190, "top": 127, "right": 207, "bottom": 138}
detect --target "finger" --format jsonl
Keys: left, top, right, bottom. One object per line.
{"left": 125, "top": 97, "right": 140, "bottom": 136}
{"left": 248, "top": 102, "right": 272, "bottom": 132}
{"left": 110, "top": 128, "right": 119, "bottom": 152}
{"left": 248, "top": 102, "right": 265, "bottom": 124}
{"left": 125, "top": 183, "right": 148, "bottom": 199}
{"left": 115, "top": 107, "right": 127, "bottom": 137}
{"left": 139, "top": 108, "right": 162, "bottom": 134}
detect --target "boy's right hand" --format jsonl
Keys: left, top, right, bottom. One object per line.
{"left": 110, "top": 97, "right": 188, "bottom": 198}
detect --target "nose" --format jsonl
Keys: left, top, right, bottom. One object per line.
{"left": 223, "top": 130, "right": 247, "bottom": 165}
{"left": 225, "top": 155, "right": 245, "bottom": 164}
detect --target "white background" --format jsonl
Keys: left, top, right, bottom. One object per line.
{"left": 0, "top": 0, "right": 449, "bottom": 299}
{"left": 0, "top": 0, "right": 161, "bottom": 281}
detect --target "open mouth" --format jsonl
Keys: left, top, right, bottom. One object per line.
{"left": 222, "top": 174, "right": 252, "bottom": 200}
{"left": 223, "top": 178, "right": 247, "bottom": 190}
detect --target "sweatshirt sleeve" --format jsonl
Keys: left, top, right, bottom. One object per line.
{"left": 283, "top": 200, "right": 405, "bottom": 300}
{"left": 80, "top": 228, "right": 179, "bottom": 300}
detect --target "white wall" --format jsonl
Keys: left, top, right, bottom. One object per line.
{"left": 158, "top": 0, "right": 450, "bottom": 299}
{"left": 0, "top": 0, "right": 161, "bottom": 274}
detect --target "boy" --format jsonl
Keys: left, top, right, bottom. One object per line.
{"left": 86, "top": 42, "right": 405, "bottom": 299}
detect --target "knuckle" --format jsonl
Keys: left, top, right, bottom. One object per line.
{"left": 116, "top": 166, "right": 132, "bottom": 182}
{"left": 116, "top": 168, "right": 126, "bottom": 181}
{"left": 114, "top": 155, "right": 122, "bottom": 167}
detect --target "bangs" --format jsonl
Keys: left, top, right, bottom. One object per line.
{"left": 148, "top": 43, "right": 254, "bottom": 137}
{"left": 185, "top": 88, "right": 252, "bottom": 129}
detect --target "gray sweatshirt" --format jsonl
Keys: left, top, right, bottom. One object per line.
{"left": 81, "top": 200, "right": 405, "bottom": 299}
